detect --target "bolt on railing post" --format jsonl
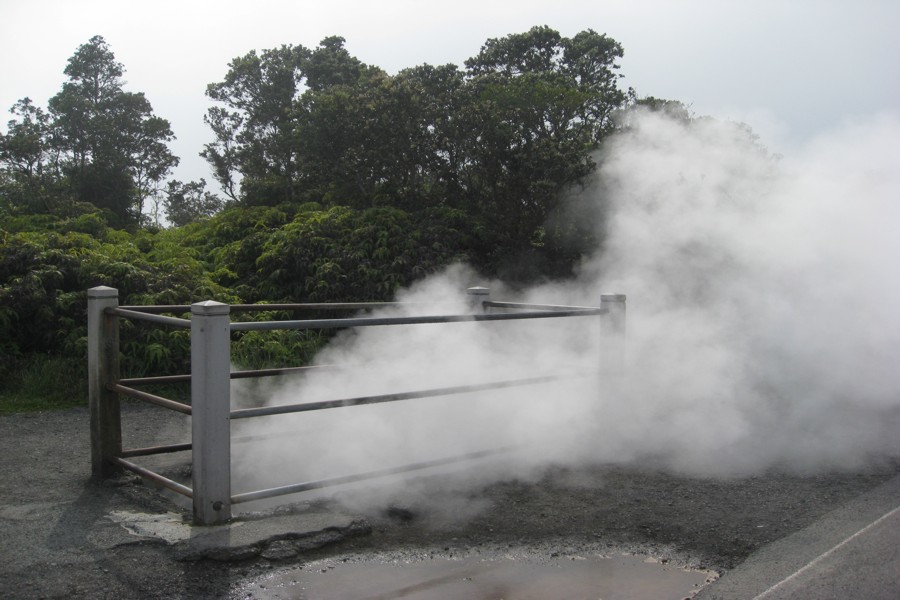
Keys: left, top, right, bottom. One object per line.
{"left": 191, "top": 300, "right": 232, "bottom": 525}
{"left": 600, "top": 294, "right": 626, "bottom": 378}
{"left": 467, "top": 286, "right": 491, "bottom": 314}
{"left": 88, "top": 286, "right": 121, "bottom": 481}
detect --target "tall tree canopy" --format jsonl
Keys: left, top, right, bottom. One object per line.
{"left": 0, "top": 98, "right": 63, "bottom": 214}
{"left": 462, "top": 27, "right": 625, "bottom": 263}
{"left": 202, "top": 44, "right": 309, "bottom": 204}
{"left": 203, "top": 26, "right": 627, "bottom": 272}
{"left": 202, "top": 37, "right": 380, "bottom": 206}
{"left": 1, "top": 35, "right": 178, "bottom": 227}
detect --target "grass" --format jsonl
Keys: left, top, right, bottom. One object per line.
{"left": 0, "top": 355, "right": 88, "bottom": 414}
{"left": 0, "top": 333, "right": 321, "bottom": 414}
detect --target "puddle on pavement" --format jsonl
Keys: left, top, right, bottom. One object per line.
{"left": 236, "top": 552, "right": 716, "bottom": 600}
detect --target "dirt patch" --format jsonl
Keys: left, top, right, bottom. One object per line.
{"left": 1, "top": 403, "right": 897, "bottom": 599}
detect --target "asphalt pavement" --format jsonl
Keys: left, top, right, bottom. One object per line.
{"left": 696, "top": 471, "right": 900, "bottom": 599}
{"left": 2, "top": 405, "right": 898, "bottom": 599}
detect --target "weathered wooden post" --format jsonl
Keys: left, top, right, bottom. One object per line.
{"left": 191, "top": 300, "right": 232, "bottom": 525}
{"left": 88, "top": 286, "right": 121, "bottom": 480}
{"left": 600, "top": 294, "right": 626, "bottom": 378}
{"left": 467, "top": 286, "right": 491, "bottom": 314}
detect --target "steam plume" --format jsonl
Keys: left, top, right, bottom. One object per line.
{"left": 577, "top": 110, "right": 900, "bottom": 475}
{"left": 232, "top": 110, "right": 900, "bottom": 512}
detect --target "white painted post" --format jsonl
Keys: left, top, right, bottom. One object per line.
{"left": 600, "top": 294, "right": 626, "bottom": 378}
{"left": 88, "top": 286, "right": 121, "bottom": 480}
{"left": 467, "top": 286, "right": 491, "bottom": 314}
{"left": 191, "top": 300, "right": 232, "bottom": 525}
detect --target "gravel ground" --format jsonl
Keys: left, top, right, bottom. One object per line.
{"left": 2, "top": 402, "right": 898, "bottom": 599}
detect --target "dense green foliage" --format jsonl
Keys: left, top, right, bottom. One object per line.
{"left": 0, "top": 202, "right": 474, "bottom": 409}
{"left": 202, "top": 27, "right": 626, "bottom": 266}
{"left": 0, "top": 26, "right": 687, "bottom": 411}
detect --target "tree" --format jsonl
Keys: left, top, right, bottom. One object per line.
{"left": 619, "top": 88, "right": 693, "bottom": 124}
{"left": 294, "top": 63, "right": 472, "bottom": 210}
{"left": 163, "top": 179, "right": 224, "bottom": 227}
{"left": 200, "top": 27, "right": 628, "bottom": 277}
{"left": 203, "top": 44, "right": 310, "bottom": 205}
{"left": 461, "top": 26, "right": 627, "bottom": 266}
{"left": 0, "top": 98, "right": 67, "bottom": 214}
{"left": 304, "top": 36, "right": 374, "bottom": 91}
{"left": 0, "top": 99, "right": 54, "bottom": 180}
{"left": 47, "top": 35, "right": 178, "bottom": 226}
{"left": 292, "top": 68, "right": 415, "bottom": 206}
{"left": 203, "top": 37, "right": 382, "bottom": 206}
{"left": 465, "top": 26, "right": 625, "bottom": 141}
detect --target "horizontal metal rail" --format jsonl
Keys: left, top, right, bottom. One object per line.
{"left": 486, "top": 301, "right": 605, "bottom": 311}
{"left": 111, "top": 457, "right": 193, "bottom": 498}
{"left": 230, "top": 365, "right": 341, "bottom": 379}
{"left": 230, "top": 447, "right": 513, "bottom": 504}
{"left": 230, "top": 374, "right": 575, "bottom": 420}
{"left": 117, "top": 364, "right": 341, "bottom": 387}
{"left": 118, "top": 302, "right": 413, "bottom": 314}
{"left": 118, "top": 374, "right": 192, "bottom": 385}
{"left": 120, "top": 442, "right": 192, "bottom": 458}
{"left": 108, "top": 383, "right": 193, "bottom": 415}
{"left": 230, "top": 308, "right": 606, "bottom": 332}
{"left": 111, "top": 304, "right": 603, "bottom": 332}
{"left": 108, "top": 307, "right": 192, "bottom": 328}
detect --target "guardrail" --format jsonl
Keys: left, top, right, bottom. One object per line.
{"left": 88, "top": 285, "right": 625, "bottom": 525}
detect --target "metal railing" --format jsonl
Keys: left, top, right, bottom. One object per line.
{"left": 88, "top": 285, "right": 625, "bottom": 525}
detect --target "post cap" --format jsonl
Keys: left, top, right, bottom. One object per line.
{"left": 191, "top": 300, "right": 231, "bottom": 315}
{"left": 87, "top": 286, "right": 118, "bottom": 298}
{"left": 467, "top": 286, "right": 490, "bottom": 296}
{"left": 600, "top": 294, "right": 626, "bottom": 302}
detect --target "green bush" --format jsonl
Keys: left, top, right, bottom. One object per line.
{"left": 1, "top": 202, "right": 474, "bottom": 412}
{"left": 256, "top": 205, "right": 472, "bottom": 302}
{"left": 0, "top": 355, "right": 87, "bottom": 414}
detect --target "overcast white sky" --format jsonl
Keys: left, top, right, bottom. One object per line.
{"left": 1, "top": 0, "right": 898, "bottom": 187}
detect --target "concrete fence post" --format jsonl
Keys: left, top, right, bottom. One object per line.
{"left": 191, "top": 300, "right": 232, "bottom": 525}
{"left": 88, "top": 286, "right": 121, "bottom": 480}
{"left": 600, "top": 294, "right": 627, "bottom": 378}
{"left": 467, "top": 286, "right": 491, "bottom": 314}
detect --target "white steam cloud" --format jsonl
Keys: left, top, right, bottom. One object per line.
{"left": 232, "top": 110, "right": 900, "bottom": 512}
{"left": 578, "top": 110, "right": 900, "bottom": 476}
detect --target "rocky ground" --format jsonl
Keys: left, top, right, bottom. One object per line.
{"left": 2, "top": 402, "right": 898, "bottom": 599}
